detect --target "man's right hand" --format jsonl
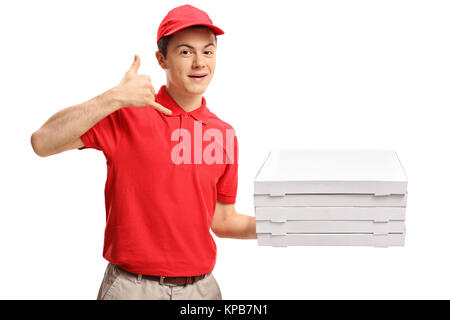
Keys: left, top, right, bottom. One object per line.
{"left": 114, "top": 54, "right": 172, "bottom": 115}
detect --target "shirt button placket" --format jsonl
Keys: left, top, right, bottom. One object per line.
{"left": 174, "top": 114, "right": 182, "bottom": 164}
{"left": 176, "top": 113, "right": 189, "bottom": 164}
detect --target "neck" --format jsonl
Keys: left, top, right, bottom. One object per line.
{"left": 165, "top": 83, "right": 203, "bottom": 113}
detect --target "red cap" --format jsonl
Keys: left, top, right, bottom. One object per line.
{"left": 157, "top": 4, "right": 224, "bottom": 44}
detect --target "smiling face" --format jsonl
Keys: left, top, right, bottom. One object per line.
{"left": 156, "top": 27, "right": 217, "bottom": 96}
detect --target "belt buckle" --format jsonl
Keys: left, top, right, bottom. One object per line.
{"left": 159, "top": 276, "right": 177, "bottom": 287}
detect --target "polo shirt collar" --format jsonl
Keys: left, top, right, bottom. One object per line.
{"left": 156, "top": 85, "right": 210, "bottom": 124}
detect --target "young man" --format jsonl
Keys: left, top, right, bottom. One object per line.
{"left": 30, "top": 4, "right": 256, "bottom": 300}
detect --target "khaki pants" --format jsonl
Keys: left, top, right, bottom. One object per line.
{"left": 97, "top": 263, "right": 223, "bottom": 300}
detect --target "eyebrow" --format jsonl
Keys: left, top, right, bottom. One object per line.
{"left": 175, "top": 43, "right": 216, "bottom": 50}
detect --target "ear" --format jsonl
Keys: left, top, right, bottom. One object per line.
{"left": 155, "top": 51, "right": 167, "bottom": 70}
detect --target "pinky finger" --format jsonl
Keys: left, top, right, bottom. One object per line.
{"left": 151, "top": 102, "right": 172, "bottom": 115}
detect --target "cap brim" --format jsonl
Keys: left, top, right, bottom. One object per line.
{"left": 165, "top": 22, "right": 225, "bottom": 38}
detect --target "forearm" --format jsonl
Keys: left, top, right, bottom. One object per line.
{"left": 31, "top": 87, "right": 123, "bottom": 157}
{"left": 218, "top": 212, "right": 257, "bottom": 239}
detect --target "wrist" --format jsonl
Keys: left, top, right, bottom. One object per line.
{"left": 105, "top": 86, "right": 126, "bottom": 111}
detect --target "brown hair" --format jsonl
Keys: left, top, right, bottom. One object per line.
{"left": 157, "top": 25, "right": 217, "bottom": 59}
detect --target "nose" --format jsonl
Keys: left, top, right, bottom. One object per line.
{"left": 192, "top": 52, "right": 206, "bottom": 69}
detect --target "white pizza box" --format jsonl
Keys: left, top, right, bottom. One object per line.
{"left": 255, "top": 207, "right": 406, "bottom": 222}
{"left": 254, "top": 193, "right": 407, "bottom": 207}
{"left": 254, "top": 149, "right": 408, "bottom": 196}
{"left": 257, "top": 233, "right": 405, "bottom": 247}
{"left": 256, "top": 220, "right": 405, "bottom": 235}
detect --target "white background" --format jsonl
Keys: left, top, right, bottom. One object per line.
{"left": 1, "top": 0, "right": 449, "bottom": 299}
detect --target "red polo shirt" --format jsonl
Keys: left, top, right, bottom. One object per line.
{"left": 78, "top": 85, "right": 238, "bottom": 276}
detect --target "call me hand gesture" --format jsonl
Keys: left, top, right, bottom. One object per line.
{"left": 115, "top": 54, "right": 172, "bottom": 115}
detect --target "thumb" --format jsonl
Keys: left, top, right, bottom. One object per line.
{"left": 128, "top": 54, "right": 140, "bottom": 74}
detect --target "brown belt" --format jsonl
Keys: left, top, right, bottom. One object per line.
{"left": 117, "top": 266, "right": 206, "bottom": 286}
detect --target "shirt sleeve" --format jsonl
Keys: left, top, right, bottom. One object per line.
{"left": 216, "top": 131, "right": 239, "bottom": 204}
{"left": 78, "top": 108, "right": 123, "bottom": 159}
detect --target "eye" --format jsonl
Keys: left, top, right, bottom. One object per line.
{"left": 181, "top": 50, "right": 191, "bottom": 55}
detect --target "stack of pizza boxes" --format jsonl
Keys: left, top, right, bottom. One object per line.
{"left": 254, "top": 149, "right": 407, "bottom": 247}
